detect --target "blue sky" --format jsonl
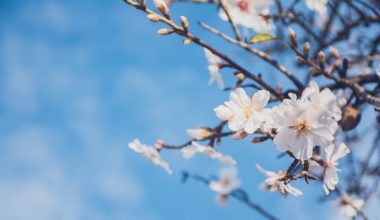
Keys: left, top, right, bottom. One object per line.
{"left": 0, "top": 0, "right": 378, "bottom": 220}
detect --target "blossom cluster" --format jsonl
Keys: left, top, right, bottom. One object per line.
{"left": 128, "top": 79, "right": 351, "bottom": 195}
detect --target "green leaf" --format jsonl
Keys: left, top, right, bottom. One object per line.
{"left": 248, "top": 33, "right": 276, "bottom": 44}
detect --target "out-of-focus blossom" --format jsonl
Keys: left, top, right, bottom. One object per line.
{"left": 338, "top": 193, "right": 365, "bottom": 218}
{"left": 214, "top": 88, "right": 271, "bottom": 134}
{"left": 305, "top": 0, "right": 328, "bottom": 16}
{"left": 128, "top": 139, "right": 173, "bottom": 174}
{"left": 209, "top": 166, "right": 241, "bottom": 195}
{"left": 376, "top": 64, "right": 380, "bottom": 78}
{"left": 181, "top": 141, "right": 236, "bottom": 165}
{"left": 186, "top": 128, "right": 212, "bottom": 140}
{"left": 218, "top": 0, "right": 275, "bottom": 33}
{"left": 336, "top": 88, "right": 352, "bottom": 107}
{"left": 322, "top": 143, "right": 350, "bottom": 194}
{"left": 256, "top": 164, "right": 303, "bottom": 196}
{"left": 272, "top": 92, "right": 337, "bottom": 160}
{"left": 204, "top": 48, "right": 224, "bottom": 89}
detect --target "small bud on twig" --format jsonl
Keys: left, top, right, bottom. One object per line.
{"left": 153, "top": 0, "right": 170, "bottom": 19}
{"left": 318, "top": 51, "right": 326, "bottom": 69}
{"left": 183, "top": 38, "right": 192, "bottom": 45}
{"left": 329, "top": 46, "right": 340, "bottom": 59}
{"left": 288, "top": 27, "right": 298, "bottom": 48}
{"left": 157, "top": 28, "right": 175, "bottom": 35}
{"left": 235, "top": 72, "right": 245, "bottom": 80}
{"left": 180, "top": 16, "right": 189, "bottom": 32}
{"left": 303, "top": 42, "right": 310, "bottom": 59}
{"left": 147, "top": 14, "right": 160, "bottom": 22}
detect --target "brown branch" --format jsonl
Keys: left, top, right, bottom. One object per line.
{"left": 199, "top": 22, "right": 305, "bottom": 90}
{"left": 123, "top": 0, "right": 283, "bottom": 100}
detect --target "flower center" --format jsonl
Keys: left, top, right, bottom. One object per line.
{"left": 236, "top": 0, "right": 249, "bottom": 12}
{"left": 243, "top": 106, "right": 254, "bottom": 118}
{"left": 289, "top": 119, "right": 311, "bottom": 134}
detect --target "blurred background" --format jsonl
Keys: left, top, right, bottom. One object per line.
{"left": 0, "top": 0, "right": 377, "bottom": 220}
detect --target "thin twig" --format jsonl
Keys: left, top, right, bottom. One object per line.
{"left": 182, "top": 171, "right": 279, "bottom": 220}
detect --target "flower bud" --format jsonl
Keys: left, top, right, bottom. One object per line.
{"left": 186, "top": 128, "right": 212, "bottom": 140}
{"left": 329, "top": 46, "right": 340, "bottom": 59}
{"left": 180, "top": 16, "right": 189, "bottom": 31}
{"left": 318, "top": 51, "right": 326, "bottom": 63}
{"left": 288, "top": 27, "right": 298, "bottom": 47}
{"left": 153, "top": 0, "right": 170, "bottom": 18}
{"left": 147, "top": 14, "right": 160, "bottom": 22}
{"left": 318, "top": 51, "right": 326, "bottom": 69}
{"left": 183, "top": 38, "right": 192, "bottom": 45}
{"left": 157, "top": 28, "right": 174, "bottom": 35}
{"left": 235, "top": 72, "right": 245, "bottom": 80}
{"left": 303, "top": 42, "right": 310, "bottom": 58}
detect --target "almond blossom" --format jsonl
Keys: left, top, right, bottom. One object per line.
{"left": 128, "top": 139, "right": 173, "bottom": 174}
{"left": 338, "top": 193, "right": 365, "bottom": 218}
{"left": 320, "top": 143, "right": 350, "bottom": 195}
{"left": 272, "top": 92, "right": 337, "bottom": 160}
{"left": 305, "top": 0, "right": 328, "bottom": 16}
{"left": 214, "top": 88, "right": 271, "bottom": 134}
{"left": 256, "top": 164, "right": 303, "bottom": 196}
{"left": 204, "top": 48, "right": 224, "bottom": 89}
{"left": 181, "top": 141, "right": 236, "bottom": 165}
{"left": 209, "top": 166, "right": 241, "bottom": 196}
{"left": 218, "top": 0, "right": 275, "bottom": 33}
{"left": 186, "top": 127, "right": 212, "bottom": 140}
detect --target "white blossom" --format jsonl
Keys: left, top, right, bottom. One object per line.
{"left": 320, "top": 143, "right": 350, "bottom": 194}
{"left": 186, "top": 128, "right": 212, "bottom": 140}
{"left": 338, "top": 193, "right": 365, "bottom": 218}
{"left": 256, "top": 164, "right": 303, "bottom": 196}
{"left": 376, "top": 64, "right": 380, "bottom": 78}
{"left": 305, "top": 0, "right": 328, "bottom": 16}
{"left": 209, "top": 166, "right": 241, "bottom": 195}
{"left": 128, "top": 139, "right": 173, "bottom": 174}
{"left": 204, "top": 48, "right": 224, "bottom": 89}
{"left": 181, "top": 141, "right": 236, "bottom": 165}
{"left": 218, "top": 0, "right": 275, "bottom": 33}
{"left": 301, "top": 81, "right": 342, "bottom": 121}
{"left": 272, "top": 90, "right": 338, "bottom": 160}
{"left": 214, "top": 88, "right": 272, "bottom": 134}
